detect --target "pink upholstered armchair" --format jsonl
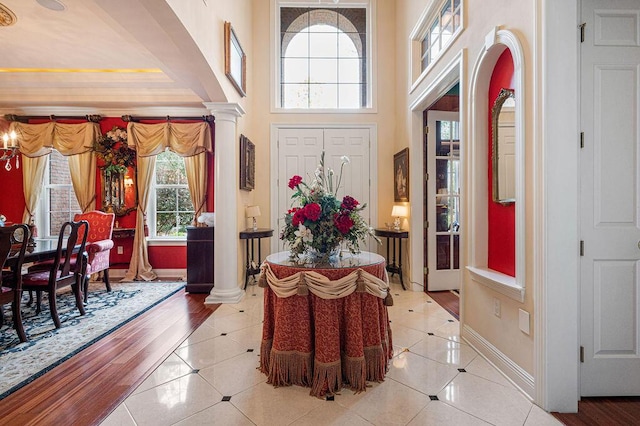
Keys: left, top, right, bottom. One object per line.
{"left": 74, "top": 211, "right": 115, "bottom": 300}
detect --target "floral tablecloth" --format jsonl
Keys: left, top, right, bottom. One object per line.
{"left": 259, "top": 251, "right": 393, "bottom": 397}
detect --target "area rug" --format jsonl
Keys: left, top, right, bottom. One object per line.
{"left": 0, "top": 280, "right": 185, "bottom": 399}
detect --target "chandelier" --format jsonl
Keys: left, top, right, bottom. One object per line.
{"left": 1, "top": 130, "right": 20, "bottom": 171}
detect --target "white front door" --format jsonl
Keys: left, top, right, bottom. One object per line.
{"left": 427, "top": 111, "right": 461, "bottom": 291}
{"left": 275, "top": 127, "right": 373, "bottom": 252}
{"left": 580, "top": 0, "right": 640, "bottom": 396}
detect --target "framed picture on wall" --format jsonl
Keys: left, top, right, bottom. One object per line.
{"left": 394, "top": 148, "right": 409, "bottom": 202}
{"left": 240, "top": 134, "right": 255, "bottom": 191}
{"left": 224, "top": 21, "right": 246, "bottom": 97}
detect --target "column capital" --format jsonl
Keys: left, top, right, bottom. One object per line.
{"left": 203, "top": 102, "right": 246, "bottom": 120}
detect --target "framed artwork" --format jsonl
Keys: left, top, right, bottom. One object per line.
{"left": 224, "top": 21, "right": 246, "bottom": 97}
{"left": 240, "top": 134, "right": 255, "bottom": 191}
{"left": 394, "top": 148, "right": 409, "bottom": 202}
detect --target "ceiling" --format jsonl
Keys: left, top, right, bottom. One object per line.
{"left": 0, "top": 0, "right": 226, "bottom": 116}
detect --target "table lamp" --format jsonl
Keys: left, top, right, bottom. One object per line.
{"left": 391, "top": 205, "right": 408, "bottom": 231}
{"left": 246, "top": 205, "right": 261, "bottom": 231}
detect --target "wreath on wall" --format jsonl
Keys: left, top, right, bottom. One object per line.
{"left": 93, "top": 126, "right": 136, "bottom": 174}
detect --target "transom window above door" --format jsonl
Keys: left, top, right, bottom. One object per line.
{"left": 278, "top": 5, "right": 370, "bottom": 110}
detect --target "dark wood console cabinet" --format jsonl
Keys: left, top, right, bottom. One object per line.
{"left": 186, "top": 226, "right": 214, "bottom": 293}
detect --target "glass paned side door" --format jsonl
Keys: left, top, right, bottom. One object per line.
{"left": 427, "top": 111, "right": 461, "bottom": 290}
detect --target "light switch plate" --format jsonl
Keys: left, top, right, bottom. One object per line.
{"left": 519, "top": 308, "right": 530, "bottom": 335}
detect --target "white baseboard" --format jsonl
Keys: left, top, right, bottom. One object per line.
{"left": 107, "top": 268, "right": 187, "bottom": 281}
{"left": 462, "top": 324, "right": 535, "bottom": 401}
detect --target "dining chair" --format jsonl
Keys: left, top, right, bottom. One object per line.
{"left": 73, "top": 210, "right": 115, "bottom": 302}
{"left": 22, "top": 220, "right": 89, "bottom": 329}
{"left": 27, "top": 211, "right": 115, "bottom": 303}
{"left": 0, "top": 224, "right": 30, "bottom": 342}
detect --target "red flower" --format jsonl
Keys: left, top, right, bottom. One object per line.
{"left": 334, "top": 212, "right": 354, "bottom": 234}
{"left": 341, "top": 196, "right": 359, "bottom": 211}
{"left": 292, "top": 209, "right": 307, "bottom": 227}
{"left": 288, "top": 175, "right": 302, "bottom": 189}
{"left": 303, "top": 203, "right": 321, "bottom": 221}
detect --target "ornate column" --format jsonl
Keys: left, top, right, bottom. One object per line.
{"left": 203, "top": 102, "right": 245, "bottom": 304}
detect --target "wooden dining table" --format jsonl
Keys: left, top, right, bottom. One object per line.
{"left": 6, "top": 239, "right": 81, "bottom": 269}
{"left": 259, "top": 251, "right": 393, "bottom": 398}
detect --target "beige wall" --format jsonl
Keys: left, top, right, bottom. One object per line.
{"left": 395, "top": 0, "right": 537, "bottom": 379}
{"left": 169, "top": 0, "right": 254, "bottom": 285}
{"left": 176, "top": 0, "right": 541, "bottom": 381}
{"left": 248, "top": 0, "right": 401, "bottom": 261}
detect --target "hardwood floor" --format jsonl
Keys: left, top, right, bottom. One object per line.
{"left": 0, "top": 291, "right": 217, "bottom": 426}
{"left": 426, "top": 289, "right": 459, "bottom": 320}
{"left": 551, "top": 397, "right": 640, "bottom": 425}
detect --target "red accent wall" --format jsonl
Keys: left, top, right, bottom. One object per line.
{"left": 487, "top": 49, "right": 516, "bottom": 276}
{"left": 0, "top": 117, "right": 215, "bottom": 271}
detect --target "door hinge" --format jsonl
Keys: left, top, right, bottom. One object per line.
{"left": 425, "top": 221, "right": 429, "bottom": 228}
{"left": 580, "top": 132, "right": 584, "bottom": 148}
{"left": 580, "top": 345, "right": 585, "bottom": 363}
{"left": 425, "top": 125, "right": 429, "bottom": 134}
{"left": 580, "top": 240, "right": 584, "bottom": 256}
{"left": 579, "top": 22, "right": 586, "bottom": 43}
{"left": 424, "top": 267, "right": 429, "bottom": 275}
{"left": 425, "top": 173, "right": 429, "bottom": 181}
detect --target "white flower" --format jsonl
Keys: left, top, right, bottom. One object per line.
{"left": 341, "top": 155, "right": 350, "bottom": 164}
{"left": 293, "top": 224, "right": 313, "bottom": 247}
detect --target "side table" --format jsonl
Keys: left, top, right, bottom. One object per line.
{"left": 239, "top": 228, "right": 273, "bottom": 289}
{"left": 374, "top": 228, "right": 409, "bottom": 290}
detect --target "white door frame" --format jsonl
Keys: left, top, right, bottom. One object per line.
{"left": 540, "top": 0, "right": 581, "bottom": 412}
{"left": 270, "top": 123, "right": 378, "bottom": 254}
{"left": 409, "top": 52, "right": 464, "bottom": 294}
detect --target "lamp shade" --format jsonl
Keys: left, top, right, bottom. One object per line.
{"left": 246, "top": 205, "right": 261, "bottom": 218}
{"left": 391, "top": 205, "right": 408, "bottom": 218}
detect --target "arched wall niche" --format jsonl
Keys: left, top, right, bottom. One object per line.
{"left": 466, "top": 27, "right": 525, "bottom": 301}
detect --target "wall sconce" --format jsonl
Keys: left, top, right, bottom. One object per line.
{"left": 1, "top": 130, "right": 20, "bottom": 171}
{"left": 246, "top": 205, "right": 261, "bottom": 231}
{"left": 391, "top": 205, "right": 408, "bottom": 231}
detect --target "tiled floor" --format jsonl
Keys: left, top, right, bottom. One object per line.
{"left": 101, "top": 282, "right": 562, "bottom": 426}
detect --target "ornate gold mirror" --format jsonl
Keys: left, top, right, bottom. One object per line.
{"left": 101, "top": 166, "right": 137, "bottom": 216}
{"left": 491, "top": 88, "right": 516, "bottom": 204}
{"left": 94, "top": 127, "right": 138, "bottom": 216}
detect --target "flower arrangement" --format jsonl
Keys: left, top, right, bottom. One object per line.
{"left": 280, "top": 152, "right": 379, "bottom": 261}
{"left": 93, "top": 126, "right": 136, "bottom": 175}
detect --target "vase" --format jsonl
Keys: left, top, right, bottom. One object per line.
{"left": 305, "top": 246, "right": 341, "bottom": 264}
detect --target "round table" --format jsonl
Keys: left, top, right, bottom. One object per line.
{"left": 259, "top": 251, "right": 393, "bottom": 398}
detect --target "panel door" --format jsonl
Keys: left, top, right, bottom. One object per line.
{"left": 276, "top": 127, "right": 372, "bottom": 252}
{"left": 580, "top": 0, "right": 640, "bottom": 395}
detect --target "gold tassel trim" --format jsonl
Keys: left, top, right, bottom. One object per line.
{"left": 258, "top": 273, "right": 268, "bottom": 288}
{"left": 356, "top": 270, "right": 365, "bottom": 293}
{"left": 364, "top": 345, "right": 387, "bottom": 382}
{"left": 384, "top": 292, "right": 394, "bottom": 306}
{"left": 259, "top": 339, "right": 273, "bottom": 374}
{"left": 310, "top": 359, "right": 342, "bottom": 398}
{"left": 342, "top": 354, "right": 367, "bottom": 393}
{"left": 267, "top": 350, "right": 313, "bottom": 388}
{"left": 297, "top": 274, "right": 309, "bottom": 296}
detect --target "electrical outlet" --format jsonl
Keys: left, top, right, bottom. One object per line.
{"left": 117, "top": 246, "right": 124, "bottom": 255}
{"left": 493, "top": 298, "right": 501, "bottom": 318}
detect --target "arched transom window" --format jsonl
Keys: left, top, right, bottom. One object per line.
{"left": 280, "top": 7, "right": 367, "bottom": 109}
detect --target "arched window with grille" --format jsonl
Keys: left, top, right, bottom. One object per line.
{"left": 279, "top": 6, "right": 369, "bottom": 109}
